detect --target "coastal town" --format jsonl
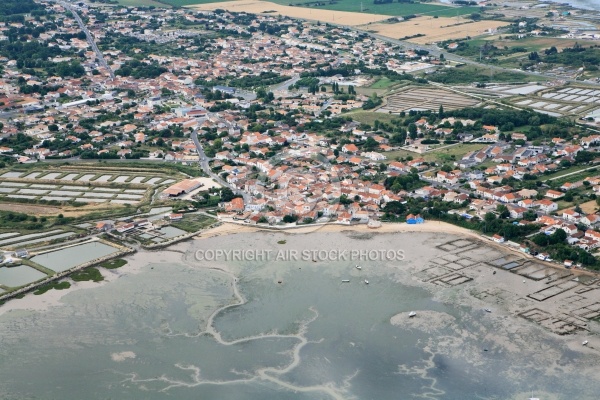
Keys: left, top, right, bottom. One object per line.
{"left": 2, "top": 0, "right": 600, "bottom": 286}
{"left": 2, "top": 0, "right": 600, "bottom": 398}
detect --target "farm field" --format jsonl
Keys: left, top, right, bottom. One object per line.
{"left": 378, "top": 86, "right": 480, "bottom": 113}
{"left": 366, "top": 16, "right": 509, "bottom": 44}
{"left": 265, "top": 0, "right": 480, "bottom": 17}
{"left": 190, "top": 0, "right": 391, "bottom": 25}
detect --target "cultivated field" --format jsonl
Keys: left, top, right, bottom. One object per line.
{"left": 378, "top": 86, "right": 480, "bottom": 113}
{"left": 266, "top": 0, "right": 480, "bottom": 17}
{"left": 190, "top": 0, "right": 391, "bottom": 25}
{"left": 366, "top": 16, "right": 509, "bottom": 44}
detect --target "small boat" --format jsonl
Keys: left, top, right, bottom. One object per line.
{"left": 364, "top": 279, "right": 369, "bottom": 284}
{"left": 409, "top": 311, "right": 416, "bottom": 318}
{"left": 485, "top": 308, "right": 492, "bottom": 313}
{"left": 342, "top": 279, "right": 350, "bottom": 283}
{"left": 582, "top": 340, "right": 589, "bottom": 346}
{"left": 356, "top": 265, "right": 362, "bottom": 270}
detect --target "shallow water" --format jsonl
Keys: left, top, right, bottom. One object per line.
{"left": 0, "top": 233, "right": 599, "bottom": 399}
{"left": 30, "top": 241, "right": 119, "bottom": 272}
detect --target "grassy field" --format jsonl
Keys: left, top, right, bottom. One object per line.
{"left": 345, "top": 110, "right": 400, "bottom": 126}
{"left": 162, "top": 0, "right": 234, "bottom": 5}
{"left": 267, "top": 0, "right": 479, "bottom": 17}
{"left": 117, "top": 0, "right": 232, "bottom": 6}
{"left": 385, "top": 143, "right": 487, "bottom": 164}
{"left": 544, "top": 165, "right": 597, "bottom": 181}
{"left": 428, "top": 64, "right": 547, "bottom": 84}
{"left": 115, "top": 0, "right": 170, "bottom": 6}
{"left": 369, "top": 77, "right": 396, "bottom": 90}
{"left": 453, "top": 36, "right": 600, "bottom": 67}
{"left": 579, "top": 200, "right": 598, "bottom": 214}
{"left": 172, "top": 214, "right": 215, "bottom": 232}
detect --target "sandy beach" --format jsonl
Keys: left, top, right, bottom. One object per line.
{"left": 197, "top": 220, "right": 597, "bottom": 277}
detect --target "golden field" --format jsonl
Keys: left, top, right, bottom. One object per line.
{"left": 190, "top": 0, "right": 390, "bottom": 25}
{"left": 190, "top": 2, "right": 509, "bottom": 43}
{"left": 367, "top": 16, "right": 510, "bottom": 44}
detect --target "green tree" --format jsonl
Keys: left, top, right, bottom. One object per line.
{"left": 408, "top": 123, "right": 418, "bottom": 140}
{"left": 220, "top": 188, "right": 236, "bottom": 202}
{"left": 283, "top": 214, "right": 298, "bottom": 223}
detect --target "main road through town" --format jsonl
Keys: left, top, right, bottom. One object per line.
{"left": 52, "top": 0, "right": 115, "bottom": 79}
{"left": 191, "top": 128, "right": 252, "bottom": 204}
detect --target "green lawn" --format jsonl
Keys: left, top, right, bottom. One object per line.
{"left": 267, "top": 0, "right": 480, "bottom": 17}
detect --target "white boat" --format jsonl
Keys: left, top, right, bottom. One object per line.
{"left": 582, "top": 340, "right": 589, "bottom": 346}
{"left": 364, "top": 279, "right": 369, "bottom": 284}
{"left": 342, "top": 279, "right": 350, "bottom": 283}
{"left": 356, "top": 265, "right": 362, "bottom": 270}
{"left": 485, "top": 308, "right": 492, "bottom": 313}
{"left": 409, "top": 311, "right": 416, "bottom": 318}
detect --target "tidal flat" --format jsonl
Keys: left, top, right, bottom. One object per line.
{"left": 0, "top": 230, "right": 598, "bottom": 399}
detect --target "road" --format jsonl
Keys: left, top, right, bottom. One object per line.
{"left": 547, "top": 165, "right": 599, "bottom": 181}
{"left": 271, "top": 74, "right": 300, "bottom": 93}
{"left": 190, "top": 128, "right": 251, "bottom": 204}
{"left": 53, "top": 0, "right": 115, "bottom": 79}
{"left": 342, "top": 27, "right": 600, "bottom": 87}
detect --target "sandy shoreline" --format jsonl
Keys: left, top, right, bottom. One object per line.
{"left": 2, "top": 219, "right": 595, "bottom": 317}
{"left": 196, "top": 221, "right": 597, "bottom": 278}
